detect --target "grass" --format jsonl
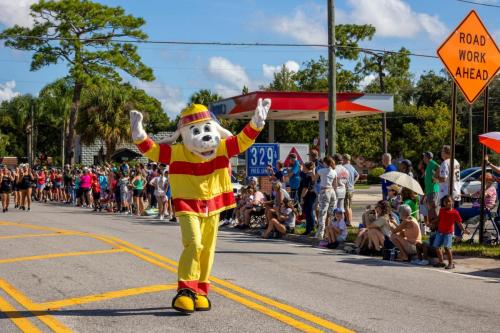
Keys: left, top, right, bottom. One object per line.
{"left": 354, "top": 184, "right": 371, "bottom": 190}
{"left": 453, "top": 243, "right": 500, "bottom": 258}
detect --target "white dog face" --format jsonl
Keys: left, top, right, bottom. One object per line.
{"left": 180, "top": 120, "right": 222, "bottom": 160}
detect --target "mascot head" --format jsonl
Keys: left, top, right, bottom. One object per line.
{"left": 161, "top": 104, "right": 232, "bottom": 160}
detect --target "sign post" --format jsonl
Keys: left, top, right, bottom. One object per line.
{"left": 437, "top": 10, "right": 500, "bottom": 244}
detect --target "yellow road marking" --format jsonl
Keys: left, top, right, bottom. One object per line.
{"left": 0, "top": 249, "right": 124, "bottom": 264}
{"left": 0, "top": 278, "right": 72, "bottom": 333}
{"left": 0, "top": 232, "right": 74, "bottom": 240}
{"left": 1, "top": 220, "right": 355, "bottom": 333}
{"left": 38, "top": 284, "right": 178, "bottom": 310}
{"left": 106, "top": 235, "right": 355, "bottom": 333}
{"left": 0, "top": 294, "right": 42, "bottom": 333}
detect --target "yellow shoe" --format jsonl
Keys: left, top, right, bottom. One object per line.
{"left": 194, "top": 294, "right": 211, "bottom": 311}
{"left": 172, "top": 289, "right": 195, "bottom": 314}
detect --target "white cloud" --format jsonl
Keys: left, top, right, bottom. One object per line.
{"left": 262, "top": 60, "right": 300, "bottom": 79}
{"left": 0, "top": 80, "right": 20, "bottom": 102}
{"left": 359, "top": 73, "right": 376, "bottom": 89}
{"left": 207, "top": 57, "right": 252, "bottom": 97}
{"left": 0, "top": 0, "right": 36, "bottom": 27}
{"left": 270, "top": 1, "right": 447, "bottom": 43}
{"left": 493, "top": 29, "right": 500, "bottom": 41}
{"left": 134, "top": 80, "right": 185, "bottom": 120}
{"left": 346, "top": 0, "right": 447, "bottom": 41}
{"left": 270, "top": 4, "right": 326, "bottom": 44}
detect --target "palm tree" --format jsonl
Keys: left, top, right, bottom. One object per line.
{"left": 77, "top": 82, "right": 133, "bottom": 162}
{"left": 189, "top": 89, "right": 222, "bottom": 106}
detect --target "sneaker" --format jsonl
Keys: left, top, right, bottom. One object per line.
{"left": 410, "top": 258, "right": 420, "bottom": 265}
{"left": 170, "top": 217, "right": 177, "bottom": 222}
{"left": 417, "top": 259, "right": 430, "bottom": 266}
{"left": 318, "top": 240, "right": 328, "bottom": 248}
{"left": 159, "top": 215, "right": 164, "bottom": 221}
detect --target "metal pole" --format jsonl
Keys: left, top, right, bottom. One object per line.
{"left": 469, "top": 104, "right": 473, "bottom": 168}
{"left": 30, "top": 103, "right": 34, "bottom": 165}
{"left": 449, "top": 83, "right": 457, "bottom": 198}
{"left": 479, "top": 86, "right": 489, "bottom": 244}
{"left": 327, "top": 0, "right": 337, "bottom": 156}
{"left": 319, "top": 112, "right": 326, "bottom": 157}
{"left": 61, "top": 119, "right": 66, "bottom": 166}
{"left": 268, "top": 120, "right": 275, "bottom": 143}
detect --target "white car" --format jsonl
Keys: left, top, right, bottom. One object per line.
{"left": 460, "top": 167, "right": 498, "bottom": 199}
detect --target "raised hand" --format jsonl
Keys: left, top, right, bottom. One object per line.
{"left": 130, "top": 110, "right": 147, "bottom": 142}
{"left": 251, "top": 98, "right": 271, "bottom": 129}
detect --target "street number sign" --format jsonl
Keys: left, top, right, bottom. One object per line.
{"left": 437, "top": 10, "right": 500, "bottom": 103}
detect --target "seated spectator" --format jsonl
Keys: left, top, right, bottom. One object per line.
{"left": 324, "top": 208, "right": 347, "bottom": 249}
{"left": 265, "top": 181, "right": 290, "bottom": 223}
{"left": 457, "top": 173, "right": 497, "bottom": 222}
{"left": 390, "top": 205, "right": 422, "bottom": 261}
{"left": 355, "top": 200, "right": 397, "bottom": 254}
{"left": 236, "top": 187, "right": 266, "bottom": 229}
{"left": 262, "top": 199, "right": 296, "bottom": 238}
{"left": 413, "top": 212, "right": 439, "bottom": 266}
{"left": 401, "top": 187, "right": 419, "bottom": 220}
{"left": 387, "top": 184, "right": 402, "bottom": 213}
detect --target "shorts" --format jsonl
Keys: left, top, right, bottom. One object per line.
{"left": 336, "top": 234, "right": 347, "bottom": 242}
{"left": 433, "top": 232, "right": 453, "bottom": 249}
{"left": 81, "top": 188, "right": 90, "bottom": 194}
{"left": 133, "top": 189, "right": 143, "bottom": 197}
{"left": 93, "top": 192, "right": 101, "bottom": 201}
{"left": 120, "top": 191, "right": 128, "bottom": 202}
{"left": 53, "top": 182, "right": 61, "bottom": 189}
{"left": 36, "top": 183, "right": 45, "bottom": 190}
{"left": 344, "top": 191, "right": 353, "bottom": 209}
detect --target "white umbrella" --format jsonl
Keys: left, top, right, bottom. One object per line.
{"left": 380, "top": 171, "right": 424, "bottom": 195}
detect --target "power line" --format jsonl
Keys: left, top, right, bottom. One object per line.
{"left": 455, "top": 0, "right": 500, "bottom": 8}
{"left": 0, "top": 35, "right": 439, "bottom": 59}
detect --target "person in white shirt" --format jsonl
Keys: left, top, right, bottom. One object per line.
{"left": 315, "top": 156, "right": 337, "bottom": 240}
{"left": 437, "top": 145, "right": 461, "bottom": 205}
{"left": 334, "top": 154, "right": 349, "bottom": 210}
{"left": 149, "top": 170, "right": 169, "bottom": 220}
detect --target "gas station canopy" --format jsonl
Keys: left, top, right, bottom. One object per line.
{"left": 209, "top": 91, "right": 393, "bottom": 120}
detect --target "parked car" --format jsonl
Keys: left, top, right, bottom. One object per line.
{"left": 460, "top": 167, "right": 498, "bottom": 199}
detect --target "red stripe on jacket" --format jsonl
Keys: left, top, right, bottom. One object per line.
{"left": 137, "top": 138, "right": 154, "bottom": 154}
{"left": 169, "top": 156, "right": 228, "bottom": 176}
{"left": 225, "top": 136, "right": 240, "bottom": 157}
{"left": 242, "top": 123, "right": 260, "bottom": 140}
{"left": 173, "top": 191, "right": 235, "bottom": 214}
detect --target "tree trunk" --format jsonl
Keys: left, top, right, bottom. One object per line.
{"left": 66, "top": 82, "right": 83, "bottom": 165}
{"left": 105, "top": 140, "right": 117, "bottom": 163}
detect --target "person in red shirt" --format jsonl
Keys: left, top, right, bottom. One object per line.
{"left": 91, "top": 172, "right": 101, "bottom": 212}
{"left": 433, "top": 195, "right": 469, "bottom": 269}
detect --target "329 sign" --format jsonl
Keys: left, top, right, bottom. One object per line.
{"left": 246, "top": 144, "right": 279, "bottom": 177}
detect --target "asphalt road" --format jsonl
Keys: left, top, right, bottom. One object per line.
{"left": 1, "top": 200, "right": 500, "bottom": 333}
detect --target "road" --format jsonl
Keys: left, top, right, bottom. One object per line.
{"left": 1, "top": 201, "right": 499, "bottom": 333}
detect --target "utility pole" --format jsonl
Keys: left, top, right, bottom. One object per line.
{"left": 61, "top": 119, "right": 66, "bottom": 166}
{"left": 327, "top": 0, "right": 337, "bottom": 156}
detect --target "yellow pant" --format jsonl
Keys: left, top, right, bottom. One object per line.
{"left": 177, "top": 214, "right": 219, "bottom": 295}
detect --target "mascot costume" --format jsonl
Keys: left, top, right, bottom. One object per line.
{"left": 130, "top": 98, "right": 271, "bottom": 314}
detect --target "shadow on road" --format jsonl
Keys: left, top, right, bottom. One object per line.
{"left": 0, "top": 307, "right": 186, "bottom": 318}
{"left": 216, "top": 250, "right": 297, "bottom": 255}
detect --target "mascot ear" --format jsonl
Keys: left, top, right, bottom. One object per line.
{"left": 158, "top": 129, "right": 181, "bottom": 144}
{"left": 215, "top": 123, "right": 233, "bottom": 139}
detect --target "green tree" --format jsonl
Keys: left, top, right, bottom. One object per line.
{"left": 76, "top": 82, "right": 166, "bottom": 161}
{"left": 413, "top": 70, "right": 451, "bottom": 107}
{"left": 264, "top": 65, "right": 298, "bottom": 92}
{"left": 0, "top": 0, "right": 154, "bottom": 164}
{"left": 189, "top": 89, "right": 222, "bottom": 106}
{"left": 0, "top": 94, "right": 36, "bottom": 157}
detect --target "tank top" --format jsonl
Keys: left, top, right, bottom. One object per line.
{"left": 133, "top": 178, "right": 144, "bottom": 190}
{"left": 22, "top": 175, "right": 32, "bottom": 188}
{"left": 1, "top": 176, "right": 11, "bottom": 190}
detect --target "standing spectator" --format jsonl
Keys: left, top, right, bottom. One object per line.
{"left": 381, "top": 153, "right": 397, "bottom": 200}
{"left": 91, "top": 172, "right": 102, "bottom": 211}
{"left": 423, "top": 152, "right": 440, "bottom": 224}
{"left": 63, "top": 165, "right": 73, "bottom": 204}
{"left": 18, "top": 164, "right": 34, "bottom": 211}
{"left": 1, "top": 166, "right": 14, "bottom": 212}
{"left": 333, "top": 154, "right": 348, "bottom": 211}
{"left": 437, "top": 145, "right": 461, "bottom": 205}
{"left": 288, "top": 153, "right": 301, "bottom": 201}
{"left": 433, "top": 195, "right": 468, "bottom": 269}
{"left": 119, "top": 171, "right": 130, "bottom": 214}
{"left": 80, "top": 168, "right": 92, "bottom": 208}
{"left": 132, "top": 170, "right": 146, "bottom": 216}
{"left": 315, "top": 156, "right": 337, "bottom": 240}
{"left": 150, "top": 169, "right": 168, "bottom": 220}
{"left": 300, "top": 162, "right": 317, "bottom": 235}
{"left": 35, "top": 169, "right": 46, "bottom": 201}
{"left": 398, "top": 159, "right": 413, "bottom": 178}
{"left": 268, "top": 160, "right": 285, "bottom": 187}
{"left": 437, "top": 145, "right": 461, "bottom": 240}
{"left": 342, "top": 154, "right": 359, "bottom": 226}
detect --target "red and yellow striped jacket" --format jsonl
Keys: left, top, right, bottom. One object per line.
{"left": 135, "top": 122, "right": 262, "bottom": 217}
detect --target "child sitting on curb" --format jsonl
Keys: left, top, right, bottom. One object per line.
{"left": 322, "top": 208, "right": 348, "bottom": 249}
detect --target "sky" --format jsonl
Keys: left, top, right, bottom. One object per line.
{"left": 0, "top": 0, "right": 499, "bottom": 119}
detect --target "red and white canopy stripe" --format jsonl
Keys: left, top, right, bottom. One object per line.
{"left": 209, "top": 91, "right": 393, "bottom": 120}
{"left": 479, "top": 132, "right": 500, "bottom": 153}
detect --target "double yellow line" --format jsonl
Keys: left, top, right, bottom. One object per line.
{"left": 0, "top": 221, "right": 354, "bottom": 333}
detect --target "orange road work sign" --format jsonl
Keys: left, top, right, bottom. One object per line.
{"left": 437, "top": 10, "right": 500, "bottom": 104}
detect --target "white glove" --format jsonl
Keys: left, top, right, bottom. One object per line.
{"left": 130, "top": 110, "right": 147, "bottom": 142}
{"left": 251, "top": 98, "right": 271, "bottom": 129}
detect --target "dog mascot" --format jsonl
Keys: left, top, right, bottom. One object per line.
{"left": 130, "top": 98, "right": 271, "bottom": 314}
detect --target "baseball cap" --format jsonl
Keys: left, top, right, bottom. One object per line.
{"left": 422, "top": 151, "right": 433, "bottom": 159}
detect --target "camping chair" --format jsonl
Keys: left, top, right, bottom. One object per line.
{"left": 464, "top": 210, "right": 500, "bottom": 244}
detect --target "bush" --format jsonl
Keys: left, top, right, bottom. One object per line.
{"left": 367, "top": 167, "right": 385, "bottom": 184}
